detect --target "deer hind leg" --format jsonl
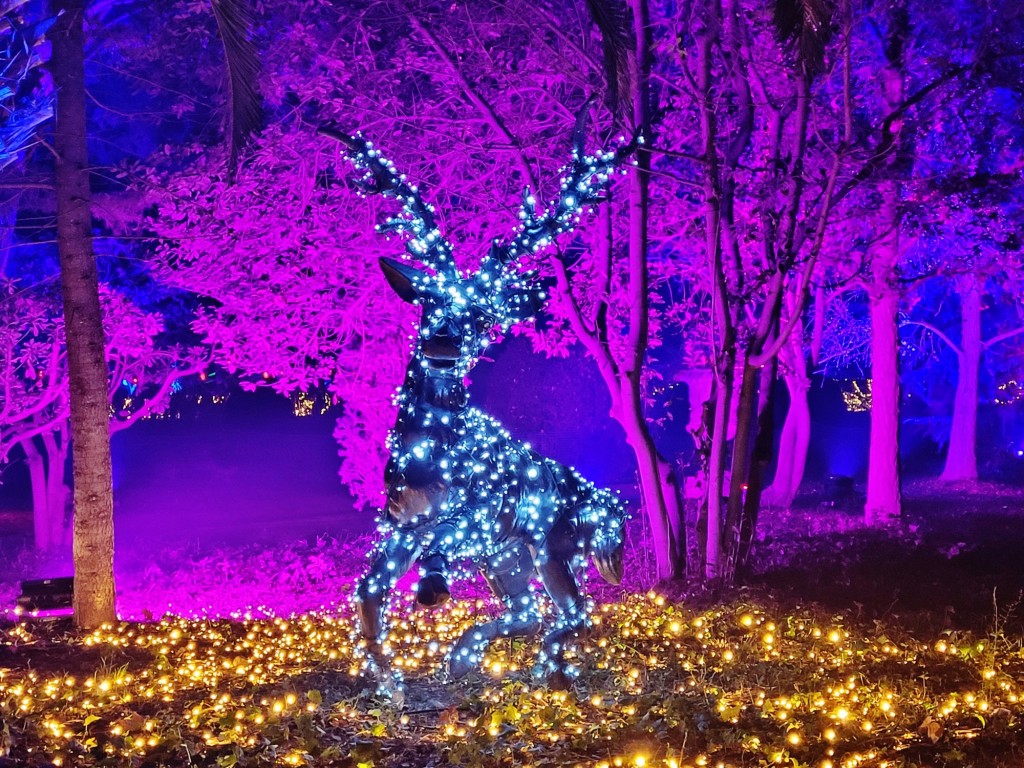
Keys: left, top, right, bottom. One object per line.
{"left": 448, "top": 544, "right": 541, "bottom": 679}
{"left": 354, "top": 531, "right": 421, "bottom": 697}
{"left": 534, "top": 521, "right": 589, "bottom": 689}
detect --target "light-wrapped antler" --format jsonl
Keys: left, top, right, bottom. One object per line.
{"left": 331, "top": 114, "right": 635, "bottom": 696}
{"left": 481, "top": 109, "right": 641, "bottom": 276}
{"left": 319, "top": 125, "right": 458, "bottom": 279}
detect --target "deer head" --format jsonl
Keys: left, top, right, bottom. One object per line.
{"left": 321, "top": 116, "right": 637, "bottom": 380}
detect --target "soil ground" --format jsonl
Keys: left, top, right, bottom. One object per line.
{"left": 747, "top": 479, "right": 1024, "bottom": 637}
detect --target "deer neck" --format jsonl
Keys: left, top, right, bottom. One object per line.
{"left": 395, "top": 354, "right": 470, "bottom": 436}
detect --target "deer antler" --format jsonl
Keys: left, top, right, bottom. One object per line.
{"left": 481, "top": 107, "right": 640, "bottom": 277}
{"left": 319, "top": 125, "right": 459, "bottom": 279}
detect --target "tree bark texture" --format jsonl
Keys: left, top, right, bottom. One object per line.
{"left": 736, "top": 360, "right": 776, "bottom": 571}
{"left": 50, "top": 0, "right": 117, "bottom": 626}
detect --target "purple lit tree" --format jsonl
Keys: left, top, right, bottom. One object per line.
{"left": 129, "top": 0, "right": 692, "bottom": 569}
{"left": 836, "top": 0, "right": 1019, "bottom": 515}
{"left": 645, "top": 0, "right": 864, "bottom": 579}
{"left": 0, "top": 0, "right": 256, "bottom": 623}
{"left": 131, "top": 125, "right": 411, "bottom": 507}
{"left": 0, "top": 275, "right": 205, "bottom": 550}
{"left": 904, "top": 205, "right": 1024, "bottom": 483}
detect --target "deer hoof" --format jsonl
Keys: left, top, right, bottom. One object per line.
{"left": 546, "top": 668, "right": 572, "bottom": 691}
{"left": 416, "top": 572, "right": 451, "bottom": 607}
{"left": 447, "top": 648, "right": 478, "bottom": 680}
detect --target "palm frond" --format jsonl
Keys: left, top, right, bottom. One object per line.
{"left": 584, "top": 0, "right": 634, "bottom": 124}
{"left": 773, "top": 0, "right": 834, "bottom": 76}
{"left": 209, "top": 0, "right": 261, "bottom": 179}
{"left": 0, "top": 5, "right": 55, "bottom": 169}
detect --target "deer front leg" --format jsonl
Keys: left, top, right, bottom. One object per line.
{"left": 534, "top": 532, "right": 588, "bottom": 690}
{"left": 354, "top": 530, "right": 421, "bottom": 697}
{"left": 416, "top": 519, "right": 459, "bottom": 607}
{"left": 448, "top": 544, "right": 542, "bottom": 679}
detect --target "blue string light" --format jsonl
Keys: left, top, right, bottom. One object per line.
{"left": 325, "top": 123, "right": 636, "bottom": 694}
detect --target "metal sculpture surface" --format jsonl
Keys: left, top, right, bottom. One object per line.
{"left": 322, "top": 119, "right": 634, "bottom": 693}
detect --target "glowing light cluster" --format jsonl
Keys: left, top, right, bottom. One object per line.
{"left": 996, "top": 378, "right": 1024, "bottom": 406}
{"left": 324, "top": 124, "right": 636, "bottom": 691}
{"left": 842, "top": 380, "right": 872, "bottom": 413}
{"left": 2, "top": 596, "right": 1023, "bottom": 767}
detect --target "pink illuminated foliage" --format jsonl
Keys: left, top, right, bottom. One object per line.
{"left": 122, "top": 0, "right": 693, "bottom": 513}
{"left": 39, "top": 0, "right": 1019, "bottom": 586}
{"left": 0, "top": 275, "right": 205, "bottom": 549}
{"left": 130, "top": 127, "right": 413, "bottom": 507}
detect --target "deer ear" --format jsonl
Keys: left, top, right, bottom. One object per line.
{"left": 379, "top": 257, "right": 427, "bottom": 304}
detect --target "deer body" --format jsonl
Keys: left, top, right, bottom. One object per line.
{"left": 324, "top": 121, "right": 634, "bottom": 690}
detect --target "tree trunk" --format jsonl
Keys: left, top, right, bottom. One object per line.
{"left": 704, "top": 360, "right": 733, "bottom": 580}
{"left": 43, "top": 427, "right": 71, "bottom": 549}
{"left": 763, "top": 338, "right": 811, "bottom": 508}
{"left": 940, "top": 281, "right": 980, "bottom": 482}
{"left": 864, "top": 6, "right": 907, "bottom": 525}
{"left": 617, "top": 383, "right": 684, "bottom": 578}
{"left": 723, "top": 355, "right": 759, "bottom": 571}
{"left": 23, "top": 438, "right": 53, "bottom": 549}
{"left": 737, "top": 360, "right": 776, "bottom": 572}
{"left": 865, "top": 285, "right": 901, "bottom": 522}
{"left": 694, "top": 0, "right": 734, "bottom": 583}
{"left": 617, "top": 0, "right": 683, "bottom": 581}
{"left": 22, "top": 430, "right": 71, "bottom": 550}
{"left": 50, "top": 0, "right": 117, "bottom": 627}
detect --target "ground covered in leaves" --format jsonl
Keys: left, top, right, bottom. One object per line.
{"left": 2, "top": 481, "right": 1024, "bottom": 767}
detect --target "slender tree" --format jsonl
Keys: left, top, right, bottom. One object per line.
{"left": 679, "top": 0, "right": 849, "bottom": 580}
{"left": 49, "top": 0, "right": 116, "bottom": 626}
{"left": 862, "top": 3, "right": 907, "bottom": 523}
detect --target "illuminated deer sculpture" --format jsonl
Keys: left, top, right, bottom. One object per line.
{"left": 322, "top": 119, "right": 635, "bottom": 692}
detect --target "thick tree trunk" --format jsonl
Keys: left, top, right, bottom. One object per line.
{"left": 941, "top": 282, "right": 980, "bottom": 482}
{"left": 50, "top": 0, "right": 117, "bottom": 626}
{"left": 865, "top": 285, "right": 901, "bottom": 522}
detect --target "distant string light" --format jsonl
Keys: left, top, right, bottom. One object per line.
{"left": 842, "top": 380, "right": 872, "bottom": 413}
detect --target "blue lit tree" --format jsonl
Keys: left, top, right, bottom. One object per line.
{"left": 0, "top": 1, "right": 55, "bottom": 168}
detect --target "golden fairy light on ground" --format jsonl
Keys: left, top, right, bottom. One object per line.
{"left": 1, "top": 592, "right": 1023, "bottom": 766}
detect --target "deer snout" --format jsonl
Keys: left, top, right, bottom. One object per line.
{"left": 422, "top": 329, "right": 462, "bottom": 364}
